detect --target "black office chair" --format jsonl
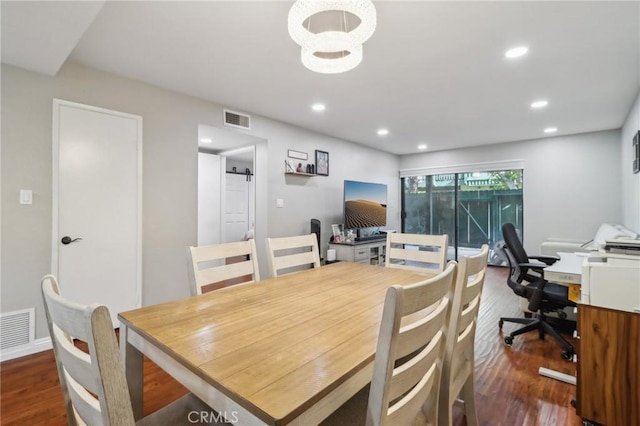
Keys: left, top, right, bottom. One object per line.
{"left": 498, "top": 223, "right": 575, "bottom": 360}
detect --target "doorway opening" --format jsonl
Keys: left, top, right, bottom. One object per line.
{"left": 197, "top": 124, "right": 263, "bottom": 247}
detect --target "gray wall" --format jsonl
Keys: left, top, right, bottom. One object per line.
{"left": 262, "top": 127, "right": 401, "bottom": 245}
{"left": 621, "top": 91, "right": 640, "bottom": 232}
{"left": 1, "top": 62, "right": 400, "bottom": 340}
{"left": 2, "top": 59, "right": 632, "bottom": 346}
{"left": 399, "top": 130, "right": 622, "bottom": 253}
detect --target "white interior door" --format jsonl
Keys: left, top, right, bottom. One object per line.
{"left": 224, "top": 173, "right": 250, "bottom": 242}
{"left": 52, "top": 100, "right": 142, "bottom": 325}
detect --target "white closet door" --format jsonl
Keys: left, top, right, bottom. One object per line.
{"left": 224, "top": 173, "right": 250, "bottom": 242}
{"left": 53, "top": 100, "right": 141, "bottom": 325}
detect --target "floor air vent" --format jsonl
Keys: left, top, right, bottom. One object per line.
{"left": 224, "top": 109, "right": 251, "bottom": 130}
{"left": 0, "top": 308, "right": 35, "bottom": 350}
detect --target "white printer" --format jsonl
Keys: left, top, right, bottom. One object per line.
{"left": 581, "top": 253, "right": 640, "bottom": 313}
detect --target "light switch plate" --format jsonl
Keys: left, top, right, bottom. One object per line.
{"left": 20, "top": 189, "right": 33, "bottom": 205}
{"left": 276, "top": 198, "right": 284, "bottom": 208}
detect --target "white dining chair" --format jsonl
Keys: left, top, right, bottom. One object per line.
{"left": 321, "top": 262, "right": 457, "bottom": 426}
{"left": 385, "top": 232, "right": 449, "bottom": 274}
{"left": 187, "top": 239, "right": 260, "bottom": 295}
{"left": 439, "top": 244, "right": 489, "bottom": 426}
{"left": 41, "top": 274, "right": 229, "bottom": 425}
{"left": 266, "top": 233, "right": 321, "bottom": 277}
{"left": 368, "top": 261, "right": 457, "bottom": 425}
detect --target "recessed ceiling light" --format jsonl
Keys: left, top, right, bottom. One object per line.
{"left": 200, "top": 138, "right": 212, "bottom": 143}
{"left": 417, "top": 144, "right": 427, "bottom": 150}
{"left": 544, "top": 127, "right": 558, "bottom": 133}
{"left": 377, "top": 128, "right": 389, "bottom": 136}
{"left": 311, "top": 103, "right": 326, "bottom": 112}
{"left": 505, "top": 46, "right": 529, "bottom": 59}
{"left": 531, "top": 100, "right": 548, "bottom": 109}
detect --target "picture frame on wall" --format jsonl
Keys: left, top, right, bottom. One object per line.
{"left": 633, "top": 130, "right": 639, "bottom": 174}
{"left": 288, "top": 149, "right": 308, "bottom": 160}
{"left": 315, "top": 150, "right": 329, "bottom": 176}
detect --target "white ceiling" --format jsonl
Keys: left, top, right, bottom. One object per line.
{"left": 198, "top": 124, "right": 262, "bottom": 162}
{"left": 2, "top": 1, "right": 639, "bottom": 155}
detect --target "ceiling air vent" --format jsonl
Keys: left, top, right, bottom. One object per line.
{"left": 224, "top": 109, "right": 251, "bottom": 130}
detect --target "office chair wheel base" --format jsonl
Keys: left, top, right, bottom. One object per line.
{"left": 499, "top": 319, "right": 504, "bottom": 329}
{"left": 504, "top": 335, "right": 513, "bottom": 345}
{"left": 561, "top": 350, "right": 574, "bottom": 361}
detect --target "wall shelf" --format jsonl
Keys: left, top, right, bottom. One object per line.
{"left": 284, "top": 159, "right": 315, "bottom": 176}
{"left": 285, "top": 171, "right": 316, "bottom": 177}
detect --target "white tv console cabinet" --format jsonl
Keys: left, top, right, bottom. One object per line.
{"left": 329, "top": 239, "right": 387, "bottom": 266}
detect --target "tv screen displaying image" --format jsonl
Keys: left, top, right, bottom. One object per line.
{"left": 344, "top": 180, "right": 387, "bottom": 229}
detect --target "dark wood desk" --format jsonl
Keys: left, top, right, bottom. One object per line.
{"left": 577, "top": 304, "right": 640, "bottom": 425}
{"left": 546, "top": 253, "right": 640, "bottom": 425}
{"left": 119, "top": 262, "right": 431, "bottom": 425}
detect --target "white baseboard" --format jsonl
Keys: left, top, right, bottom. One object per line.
{"left": 0, "top": 337, "right": 52, "bottom": 362}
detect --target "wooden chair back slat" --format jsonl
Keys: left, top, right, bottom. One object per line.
{"left": 461, "top": 275, "right": 484, "bottom": 307}
{"left": 456, "top": 296, "right": 481, "bottom": 338}
{"left": 266, "top": 234, "right": 321, "bottom": 277}
{"left": 388, "top": 330, "right": 444, "bottom": 402}
{"left": 396, "top": 298, "right": 448, "bottom": 359}
{"left": 52, "top": 325, "right": 98, "bottom": 395}
{"left": 387, "top": 246, "right": 444, "bottom": 265}
{"left": 385, "top": 233, "right": 449, "bottom": 274}
{"left": 197, "top": 260, "right": 257, "bottom": 285}
{"left": 387, "top": 364, "right": 437, "bottom": 425}
{"left": 66, "top": 373, "right": 103, "bottom": 425}
{"left": 187, "top": 239, "right": 260, "bottom": 295}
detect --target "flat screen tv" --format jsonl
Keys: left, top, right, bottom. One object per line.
{"left": 344, "top": 180, "right": 387, "bottom": 229}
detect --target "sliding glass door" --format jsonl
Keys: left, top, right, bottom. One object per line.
{"left": 401, "top": 169, "right": 523, "bottom": 265}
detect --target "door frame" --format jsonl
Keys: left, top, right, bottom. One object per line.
{"left": 51, "top": 99, "right": 143, "bottom": 308}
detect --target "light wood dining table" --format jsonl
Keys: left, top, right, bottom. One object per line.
{"left": 118, "top": 262, "right": 433, "bottom": 425}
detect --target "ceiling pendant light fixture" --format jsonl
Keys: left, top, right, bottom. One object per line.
{"left": 288, "top": 0, "right": 377, "bottom": 74}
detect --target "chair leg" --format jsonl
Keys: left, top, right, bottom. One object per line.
{"left": 437, "top": 375, "right": 453, "bottom": 426}
{"left": 509, "top": 319, "right": 542, "bottom": 338}
{"left": 540, "top": 321, "right": 574, "bottom": 353}
{"left": 500, "top": 318, "right": 536, "bottom": 328}
{"left": 501, "top": 310, "right": 574, "bottom": 360}
{"left": 422, "top": 388, "right": 438, "bottom": 425}
{"left": 460, "top": 372, "right": 478, "bottom": 426}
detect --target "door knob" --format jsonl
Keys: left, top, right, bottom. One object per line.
{"left": 61, "top": 236, "right": 83, "bottom": 245}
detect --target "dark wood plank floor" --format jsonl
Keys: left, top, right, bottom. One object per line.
{"left": 0, "top": 266, "right": 582, "bottom": 425}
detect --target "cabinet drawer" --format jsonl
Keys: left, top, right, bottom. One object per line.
{"left": 354, "top": 248, "right": 369, "bottom": 261}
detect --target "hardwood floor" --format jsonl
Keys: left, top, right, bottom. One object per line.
{"left": 0, "top": 266, "right": 582, "bottom": 425}
{"left": 469, "top": 267, "right": 581, "bottom": 426}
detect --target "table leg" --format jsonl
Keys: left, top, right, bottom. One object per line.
{"left": 120, "top": 324, "right": 144, "bottom": 420}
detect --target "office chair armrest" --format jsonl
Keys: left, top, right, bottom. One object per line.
{"left": 529, "top": 255, "right": 560, "bottom": 265}
{"left": 527, "top": 279, "right": 546, "bottom": 312}
{"left": 518, "top": 262, "right": 547, "bottom": 273}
